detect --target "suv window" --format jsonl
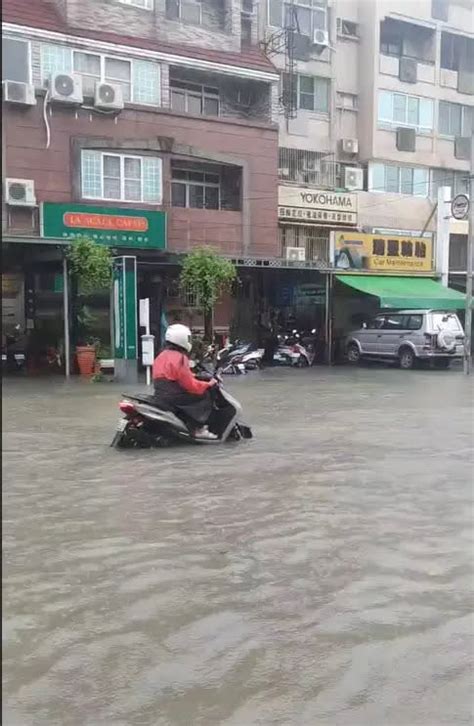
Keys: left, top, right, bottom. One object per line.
{"left": 407, "top": 314, "right": 422, "bottom": 330}
{"left": 368, "top": 316, "right": 385, "bottom": 329}
{"left": 431, "top": 312, "right": 461, "bottom": 332}
{"left": 384, "top": 314, "right": 406, "bottom": 330}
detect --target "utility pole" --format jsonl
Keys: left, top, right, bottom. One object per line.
{"left": 464, "top": 136, "right": 473, "bottom": 375}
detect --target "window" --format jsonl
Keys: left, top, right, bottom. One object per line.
{"left": 269, "top": 0, "right": 327, "bottom": 38}
{"left": 40, "top": 44, "right": 160, "bottom": 105}
{"left": 439, "top": 101, "right": 473, "bottom": 137}
{"left": 430, "top": 168, "right": 469, "bottom": 199}
{"left": 336, "top": 92, "right": 358, "bottom": 110}
{"left": 118, "top": 0, "right": 153, "bottom": 8}
{"left": 298, "top": 75, "right": 329, "bottom": 113}
{"left": 380, "top": 23, "right": 402, "bottom": 57}
{"left": 370, "top": 163, "right": 429, "bottom": 197}
{"left": 378, "top": 91, "right": 433, "bottom": 131}
{"left": 407, "top": 315, "right": 422, "bottom": 330}
{"left": 2, "top": 37, "right": 30, "bottom": 83}
{"left": 166, "top": 0, "right": 202, "bottom": 24}
{"left": 81, "top": 151, "right": 162, "bottom": 202}
{"left": 171, "top": 167, "right": 220, "bottom": 210}
{"left": 336, "top": 19, "right": 358, "bottom": 38}
{"left": 384, "top": 315, "right": 405, "bottom": 330}
{"left": 170, "top": 80, "right": 219, "bottom": 116}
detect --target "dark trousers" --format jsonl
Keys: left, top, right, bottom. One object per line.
{"left": 153, "top": 379, "right": 213, "bottom": 427}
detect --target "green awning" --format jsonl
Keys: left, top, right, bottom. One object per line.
{"left": 335, "top": 275, "right": 466, "bottom": 310}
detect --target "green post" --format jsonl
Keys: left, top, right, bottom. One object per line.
{"left": 112, "top": 256, "right": 138, "bottom": 384}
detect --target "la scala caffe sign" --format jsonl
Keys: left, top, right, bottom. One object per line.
{"left": 278, "top": 186, "right": 358, "bottom": 226}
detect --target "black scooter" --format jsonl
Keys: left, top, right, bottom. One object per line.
{"left": 111, "top": 363, "right": 252, "bottom": 449}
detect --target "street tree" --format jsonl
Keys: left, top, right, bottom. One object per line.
{"left": 179, "top": 247, "right": 236, "bottom": 341}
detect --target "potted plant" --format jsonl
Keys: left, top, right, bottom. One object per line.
{"left": 68, "top": 236, "right": 112, "bottom": 376}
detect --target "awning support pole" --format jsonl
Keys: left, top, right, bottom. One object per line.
{"left": 63, "top": 255, "right": 70, "bottom": 378}
{"left": 464, "top": 141, "right": 473, "bottom": 376}
{"left": 325, "top": 273, "right": 333, "bottom": 365}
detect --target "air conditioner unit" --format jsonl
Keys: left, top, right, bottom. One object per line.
{"left": 2, "top": 80, "right": 36, "bottom": 106}
{"left": 286, "top": 246, "right": 306, "bottom": 262}
{"left": 94, "top": 82, "right": 124, "bottom": 111}
{"left": 396, "top": 126, "right": 416, "bottom": 152}
{"left": 313, "top": 29, "right": 329, "bottom": 46}
{"left": 5, "top": 178, "right": 36, "bottom": 207}
{"left": 50, "top": 72, "right": 83, "bottom": 105}
{"left": 454, "top": 136, "right": 470, "bottom": 160}
{"left": 341, "top": 138, "right": 359, "bottom": 155}
{"left": 344, "top": 167, "right": 363, "bottom": 190}
{"left": 278, "top": 167, "right": 290, "bottom": 177}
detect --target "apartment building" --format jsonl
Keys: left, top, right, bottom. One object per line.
{"left": 2, "top": 0, "right": 280, "bottom": 362}
{"left": 258, "top": 0, "right": 473, "bottom": 278}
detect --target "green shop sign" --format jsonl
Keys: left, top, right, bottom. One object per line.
{"left": 41, "top": 203, "right": 166, "bottom": 249}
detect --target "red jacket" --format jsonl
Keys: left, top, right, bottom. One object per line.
{"left": 152, "top": 349, "right": 212, "bottom": 396}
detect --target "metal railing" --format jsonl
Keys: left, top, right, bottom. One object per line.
{"left": 278, "top": 148, "right": 338, "bottom": 188}
{"left": 280, "top": 226, "right": 330, "bottom": 263}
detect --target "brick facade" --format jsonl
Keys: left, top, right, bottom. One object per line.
{"left": 4, "top": 100, "right": 278, "bottom": 257}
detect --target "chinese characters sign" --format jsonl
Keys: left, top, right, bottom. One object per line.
{"left": 278, "top": 187, "right": 358, "bottom": 226}
{"left": 41, "top": 203, "right": 166, "bottom": 249}
{"left": 332, "top": 232, "right": 434, "bottom": 272}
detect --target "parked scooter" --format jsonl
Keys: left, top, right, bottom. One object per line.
{"left": 111, "top": 362, "right": 253, "bottom": 449}
{"left": 2, "top": 325, "right": 26, "bottom": 373}
{"left": 216, "top": 340, "right": 264, "bottom": 374}
{"left": 273, "top": 329, "right": 316, "bottom": 367}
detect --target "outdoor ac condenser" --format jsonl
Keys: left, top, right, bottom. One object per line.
{"left": 286, "top": 247, "right": 306, "bottom": 262}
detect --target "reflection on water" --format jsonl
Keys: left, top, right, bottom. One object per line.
{"left": 2, "top": 370, "right": 473, "bottom": 726}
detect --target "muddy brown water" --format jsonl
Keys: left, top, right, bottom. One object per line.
{"left": 2, "top": 367, "right": 473, "bottom": 725}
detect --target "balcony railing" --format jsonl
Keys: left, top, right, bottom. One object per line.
{"left": 280, "top": 226, "right": 330, "bottom": 265}
{"left": 278, "top": 148, "right": 337, "bottom": 189}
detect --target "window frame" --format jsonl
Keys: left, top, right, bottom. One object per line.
{"left": 171, "top": 167, "right": 221, "bottom": 210}
{"left": 297, "top": 74, "right": 329, "bottom": 114}
{"left": 170, "top": 80, "right": 220, "bottom": 117}
{"left": 268, "top": 0, "right": 327, "bottom": 38}
{"left": 73, "top": 50, "right": 133, "bottom": 100}
{"left": 2, "top": 36, "right": 33, "bottom": 85}
{"left": 378, "top": 90, "right": 433, "bottom": 132}
{"left": 166, "top": 0, "right": 203, "bottom": 24}
{"left": 117, "top": 0, "right": 154, "bottom": 9}
{"left": 438, "top": 101, "right": 473, "bottom": 138}
{"left": 369, "top": 163, "right": 429, "bottom": 198}
{"left": 39, "top": 44, "right": 160, "bottom": 106}
{"left": 81, "top": 151, "right": 163, "bottom": 204}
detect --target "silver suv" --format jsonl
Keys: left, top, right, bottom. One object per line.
{"left": 346, "top": 309, "right": 465, "bottom": 369}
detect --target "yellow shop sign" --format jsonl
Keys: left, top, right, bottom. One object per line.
{"left": 332, "top": 232, "right": 433, "bottom": 272}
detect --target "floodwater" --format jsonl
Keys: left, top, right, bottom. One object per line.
{"left": 2, "top": 366, "right": 474, "bottom": 726}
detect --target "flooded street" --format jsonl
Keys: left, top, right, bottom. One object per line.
{"left": 2, "top": 367, "right": 474, "bottom": 726}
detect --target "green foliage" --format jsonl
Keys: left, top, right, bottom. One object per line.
{"left": 68, "top": 236, "right": 112, "bottom": 295}
{"left": 180, "top": 247, "right": 236, "bottom": 313}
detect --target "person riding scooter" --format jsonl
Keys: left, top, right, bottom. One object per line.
{"left": 152, "top": 324, "right": 217, "bottom": 441}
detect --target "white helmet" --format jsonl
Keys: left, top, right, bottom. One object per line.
{"left": 165, "top": 323, "right": 192, "bottom": 353}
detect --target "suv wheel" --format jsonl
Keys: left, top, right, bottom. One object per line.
{"left": 347, "top": 343, "right": 361, "bottom": 365}
{"left": 399, "top": 347, "right": 415, "bottom": 370}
